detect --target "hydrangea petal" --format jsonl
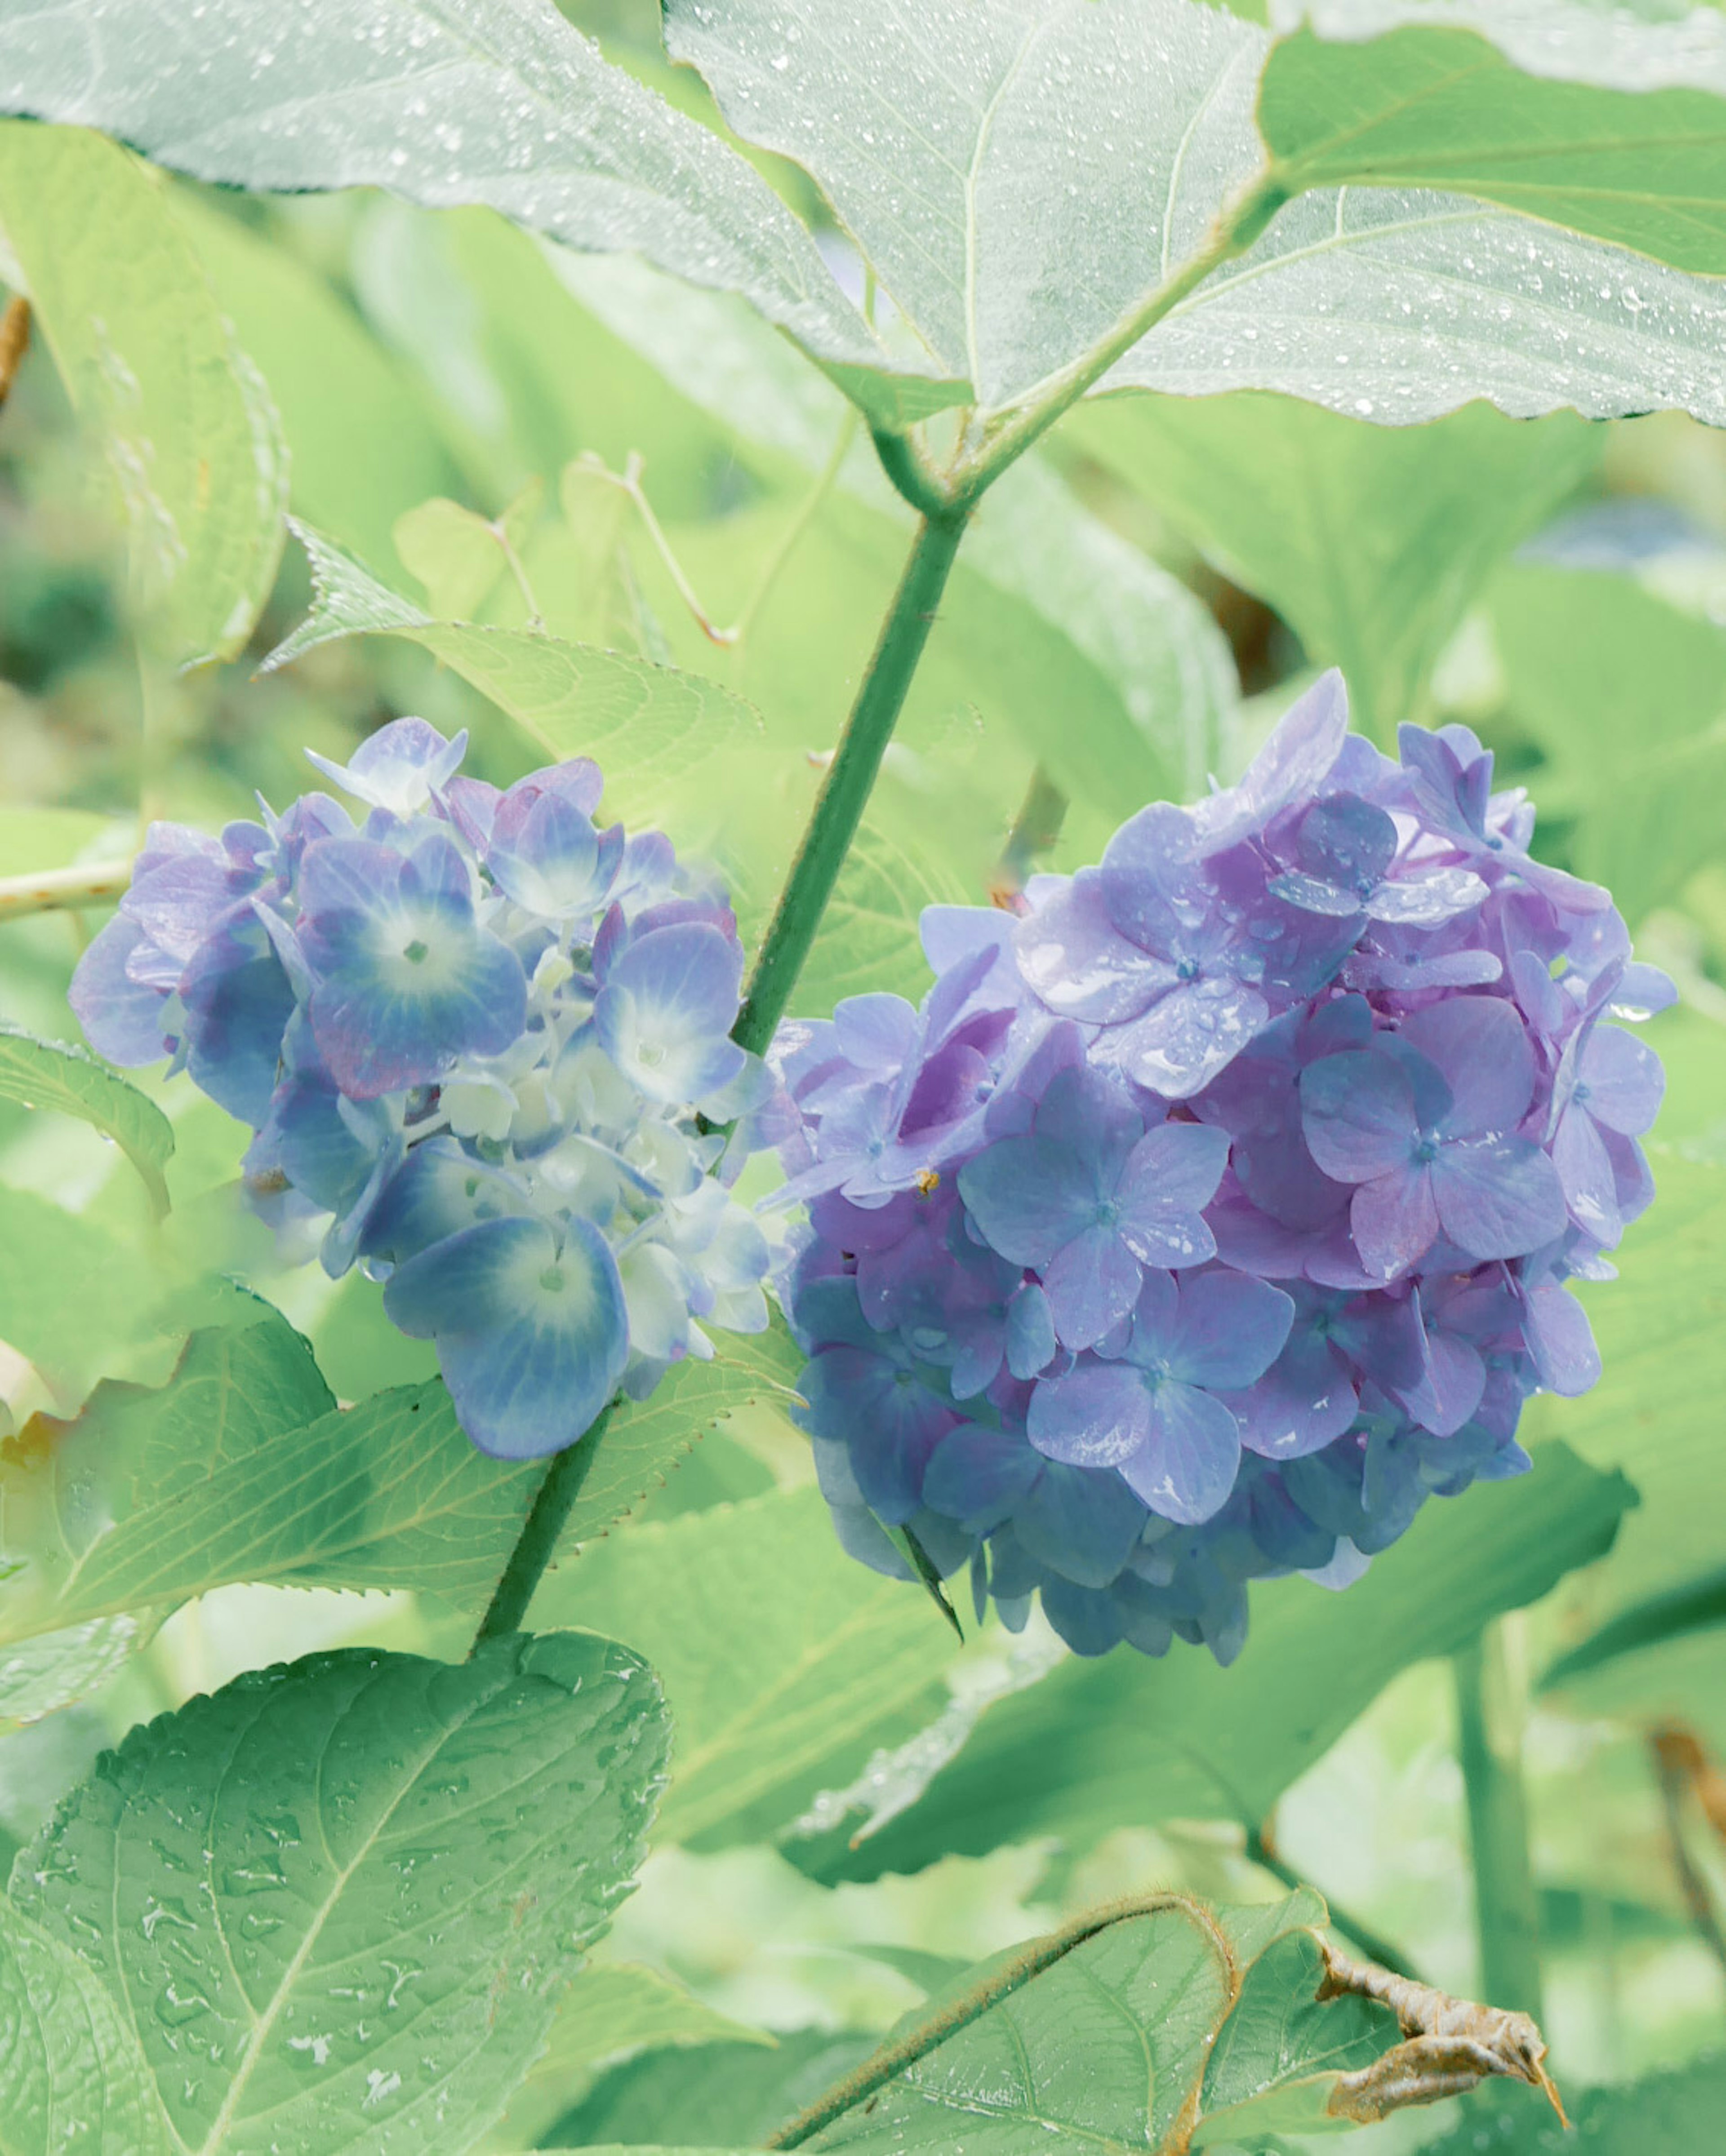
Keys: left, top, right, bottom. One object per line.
{"left": 1119, "top": 1382, "right": 1241, "bottom": 1526}
{"left": 1027, "top": 1359, "right": 1147, "bottom": 1468}
{"left": 1431, "top": 1140, "right": 1568, "bottom": 1262}
{"left": 383, "top": 1213, "right": 627, "bottom": 1460}
{"left": 1301, "top": 1052, "right": 1416, "bottom": 1183}
{"left": 594, "top": 922, "right": 745, "bottom": 1105}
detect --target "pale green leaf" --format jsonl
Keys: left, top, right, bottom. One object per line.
{"left": 393, "top": 497, "right": 515, "bottom": 622}
{"left": 0, "top": 124, "right": 285, "bottom": 665}
{"left": 544, "top": 2031, "right": 883, "bottom": 2153}
{"left": 1263, "top": 4, "right": 1726, "bottom": 272}
{"left": 0, "top": 1186, "right": 166, "bottom": 1400}
{"left": 265, "top": 521, "right": 760, "bottom": 820}
{"left": 0, "top": 1316, "right": 803, "bottom": 1669}
{"left": 800, "top": 821, "right": 967, "bottom": 1011}
{"left": 491, "top": 1963, "right": 773, "bottom": 2154}
{"left": 664, "top": 0, "right": 1271, "bottom": 413}
{"left": 785, "top": 1442, "right": 1632, "bottom": 1881}
{"left": 0, "top": 808, "right": 123, "bottom": 879}
{"left": 0, "top": 1618, "right": 149, "bottom": 1730}
{"left": 8, "top": 1633, "right": 670, "bottom": 2156}
{"left": 0, "top": 0, "right": 955, "bottom": 422}
{"left": 1102, "top": 184, "right": 1726, "bottom": 427}
{"left": 534, "top": 1485, "right": 961, "bottom": 1848}
{"left": 0, "top": 1894, "right": 171, "bottom": 2156}
{"left": 1486, "top": 562, "right": 1726, "bottom": 922}
{"left": 168, "top": 188, "right": 470, "bottom": 584}
{"left": 1070, "top": 395, "right": 1596, "bottom": 741}
{"left": 0, "top": 1025, "right": 174, "bottom": 1218}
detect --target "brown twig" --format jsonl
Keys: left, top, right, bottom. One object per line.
{"left": 0, "top": 295, "right": 29, "bottom": 410}
{"left": 1648, "top": 1723, "right": 1726, "bottom": 1987}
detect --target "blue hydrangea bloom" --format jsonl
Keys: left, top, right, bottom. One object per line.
{"left": 70, "top": 717, "right": 776, "bottom": 1460}
{"left": 777, "top": 671, "right": 1668, "bottom": 1663}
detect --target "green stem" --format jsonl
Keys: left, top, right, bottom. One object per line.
{"left": 470, "top": 1404, "right": 614, "bottom": 1651}
{"left": 732, "top": 506, "right": 968, "bottom": 1058}
{"left": 1453, "top": 1628, "right": 1544, "bottom": 2018}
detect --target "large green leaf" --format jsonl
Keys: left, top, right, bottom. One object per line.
{"left": 534, "top": 1485, "right": 963, "bottom": 1848}
{"left": 265, "top": 522, "right": 760, "bottom": 822}
{"left": 0, "top": 0, "right": 952, "bottom": 426}
{"left": 169, "top": 190, "right": 471, "bottom": 585}
{"left": 0, "top": 124, "right": 285, "bottom": 665}
{"left": 1486, "top": 563, "right": 1726, "bottom": 923}
{"left": 0, "top": 1895, "right": 170, "bottom": 2156}
{"left": 0, "top": 1025, "right": 174, "bottom": 1219}
{"left": 1105, "top": 180, "right": 1726, "bottom": 426}
{"left": 664, "top": 0, "right": 1270, "bottom": 415}
{"left": 541, "top": 2032, "right": 879, "bottom": 2154}
{"left": 0, "top": 1315, "right": 802, "bottom": 1675}
{"left": 791, "top": 1891, "right": 1402, "bottom": 2152}
{"left": 8, "top": 1632, "right": 670, "bottom": 2154}
{"left": 1068, "top": 395, "right": 1595, "bottom": 741}
{"left": 784, "top": 1441, "right": 1632, "bottom": 1881}
{"left": 1262, "top": 6, "right": 1726, "bottom": 273}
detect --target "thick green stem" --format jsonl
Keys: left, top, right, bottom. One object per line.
{"left": 470, "top": 1405, "right": 614, "bottom": 1650}
{"left": 1454, "top": 1628, "right": 1544, "bottom": 2018}
{"left": 732, "top": 507, "right": 968, "bottom": 1057}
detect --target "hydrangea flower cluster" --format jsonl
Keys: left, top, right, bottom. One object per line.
{"left": 71, "top": 719, "right": 774, "bottom": 1459}
{"left": 776, "top": 674, "right": 1667, "bottom": 1662}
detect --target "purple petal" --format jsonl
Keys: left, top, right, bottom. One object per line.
{"left": 1226, "top": 1333, "right": 1358, "bottom": 1460}
{"left": 1301, "top": 1051, "right": 1416, "bottom": 1183}
{"left": 1034, "top": 1064, "right": 1143, "bottom": 1171}
{"left": 1118, "top": 1382, "right": 1241, "bottom": 1526}
{"left": 1116, "top": 1119, "right": 1229, "bottom": 1237}
{"left": 1027, "top": 1360, "right": 1148, "bottom": 1468}
{"left": 1044, "top": 1224, "right": 1143, "bottom": 1350}
{"left": 593, "top": 923, "right": 745, "bottom": 1105}
{"left": 70, "top": 916, "right": 175, "bottom": 1065}
{"left": 1015, "top": 1464, "right": 1148, "bottom": 1588}
{"left": 1522, "top": 1279, "right": 1602, "bottom": 1397}
{"left": 1398, "top": 996, "right": 1535, "bottom": 1137}
{"left": 1431, "top": 1140, "right": 1568, "bottom": 1262}
{"left": 832, "top": 993, "right": 919, "bottom": 1074}
{"left": 1167, "top": 1270, "right": 1295, "bottom": 1390}
{"left": 1350, "top": 1166, "right": 1439, "bottom": 1278}
{"left": 1096, "top": 976, "right": 1269, "bottom": 1099}
{"left": 1366, "top": 866, "right": 1487, "bottom": 926}
{"left": 1579, "top": 1024, "right": 1663, "bottom": 1136}
{"left": 1268, "top": 869, "right": 1361, "bottom": 919}
{"left": 1195, "top": 670, "right": 1349, "bottom": 853}
{"left": 1014, "top": 870, "right": 1170, "bottom": 1023}
{"left": 1554, "top": 1106, "right": 1622, "bottom": 1245}
{"left": 1297, "top": 793, "right": 1397, "bottom": 889}
{"left": 957, "top": 1134, "right": 1096, "bottom": 1269}
{"left": 1006, "top": 1282, "right": 1058, "bottom": 1378}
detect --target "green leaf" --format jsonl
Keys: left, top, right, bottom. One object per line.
{"left": 787, "top": 1892, "right": 1400, "bottom": 2152}
{"left": 545, "top": 2031, "right": 880, "bottom": 2154}
{"left": 1068, "top": 395, "right": 1595, "bottom": 741}
{"left": 265, "top": 522, "right": 761, "bottom": 822}
{"left": 664, "top": 0, "right": 1272, "bottom": 414}
{"left": 8, "top": 1632, "right": 671, "bottom": 2155}
{"left": 800, "top": 821, "right": 967, "bottom": 1010}
{"left": 0, "top": 1025, "right": 174, "bottom": 1218}
{"left": 1421, "top": 2050, "right": 1726, "bottom": 2156}
{"left": 533, "top": 1485, "right": 961, "bottom": 1848}
{"left": 1192, "top": 1930, "right": 1395, "bottom": 2147}
{"left": 784, "top": 1441, "right": 1632, "bottom": 1881}
{"left": 168, "top": 189, "right": 471, "bottom": 586}
{"left": 1540, "top": 1563, "right": 1726, "bottom": 1692}
{"left": 0, "top": 1186, "right": 166, "bottom": 1402}
{"left": 1486, "top": 563, "right": 1726, "bottom": 922}
{"left": 499, "top": 1963, "right": 774, "bottom": 2153}
{"left": 0, "top": 0, "right": 952, "bottom": 423}
{"left": 0, "top": 1895, "right": 171, "bottom": 2156}
{"left": 0, "top": 1619, "right": 152, "bottom": 1731}
{"left": 0, "top": 807, "right": 123, "bottom": 879}
{"left": 0, "top": 1316, "right": 802, "bottom": 1677}
{"left": 1262, "top": 7, "right": 1726, "bottom": 274}
{"left": 0, "top": 124, "right": 285, "bottom": 666}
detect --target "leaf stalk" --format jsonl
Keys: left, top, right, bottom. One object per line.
{"left": 470, "top": 1403, "right": 614, "bottom": 1649}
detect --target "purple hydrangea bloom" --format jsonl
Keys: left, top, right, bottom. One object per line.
{"left": 69, "top": 717, "right": 776, "bottom": 1460}
{"left": 778, "top": 670, "right": 1665, "bottom": 1664}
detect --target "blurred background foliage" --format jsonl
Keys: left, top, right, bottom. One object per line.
{"left": 6, "top": 2, "right": 1726, "bottom": 2148}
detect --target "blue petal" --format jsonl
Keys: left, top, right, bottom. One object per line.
{"left": 958, "top": 1133, "right": 1098, "bottom": 1270}
{"left": 593, "top": 923, "right": 745, "bottom": 1105}
{"left": 361, "top": 1137, "right": 531, "bottom": 1265}
{"left": 383, "top": 1214, "right": 627, "bottom": 1459}
{"left": 1118, "top": 1382, "right": 1241, "bottom": 1526}
{"left": 1015, "top": 1462, "right": 1148, "bottom": 1588}
{"left": 70, "top": 917, "right": 174, "bottom": 1065}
